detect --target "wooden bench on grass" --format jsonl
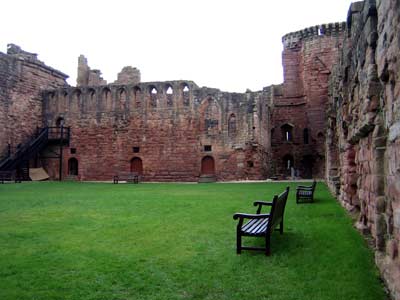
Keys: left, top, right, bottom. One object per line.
{"left": 233, "top": 187, "right": 290, "bottom": 256}
{"left": 113, "top": 172, "right": 140, "bottom": 184}
{"left": 0, "top": 171, "right": 21, "bottom": 184}
{"left": 296, "top": 180, "right": 317, "bottom": 204}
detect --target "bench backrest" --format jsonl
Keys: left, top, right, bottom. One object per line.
{"left": 267, "top": 187, "right": 290, "bottom": 233}
{"left": 312, "top": 180, "right": 317, "bottom": 191}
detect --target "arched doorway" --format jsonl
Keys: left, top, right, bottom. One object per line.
{"left": 68, "top": 158, "right": 78, "bottom": 176}
{"left": 201, "top": 156, "right": 215, "bottom": 175}
{"left": 301, "top": 155, "right": 314, "bottom": 179}
{"left": 130, "top": 157, "right": 143, "bottom": 175}
{"left": 56, "top": 117, "right": 64, "bottom": 127}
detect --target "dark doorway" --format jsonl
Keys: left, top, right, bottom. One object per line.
{"left": 201, "top": 156, "right": 215, "bottom": 175}
{"left": 301, "top": 155, "right": 314, "bottom": 179}
{"left": 282, "top": 154, "right": 294, "bottom": 176}
{"left": 56, "top": 117, "right": 64, "bottom": 127}
{"left": 130, "top": 157, "right": 143, "bottom": 175}
{"left": 68, "top": 158, "right": 78, "bottom": 176}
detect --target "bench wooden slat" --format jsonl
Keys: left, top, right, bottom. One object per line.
{"left": 242, "top": 218, "right": 268, "bottom": 235}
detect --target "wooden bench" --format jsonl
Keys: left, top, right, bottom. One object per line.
{"left": 233, "top": 187, "right": 290, "bottom": 256}
{"left": 113, "top": 172, "right": 140, "bottom": 184}
{"left": 0, "top": 171, "right": 21, "bottom": 184}
{"left": 296, "top": 180, "right": 317, "bottom": 204}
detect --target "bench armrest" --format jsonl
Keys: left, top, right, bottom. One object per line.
{"left": 253, "top": 201, "right": 273, "bottom": 206}
{"left": 253, "top": 201, "right": 273, "bottom": 214}
{"left": 233, "top": 213, "right": 270, "bottom": 220}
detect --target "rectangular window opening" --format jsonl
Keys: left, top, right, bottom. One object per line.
{"left": 133, "top": 147, "right": 140, "bottom": 153}
{"left": 204, "top": 145, "right": 212, "bottom": 152}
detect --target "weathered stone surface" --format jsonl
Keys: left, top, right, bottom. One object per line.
{"left": 114, "top": 66, "right": 141, "bottom": 85}
{"left": 41, "top": 82, "right": 271, "bottom": 181}
{"left": 1, "top": 1, "right": 400, "bottom": 297}
{"left": 389, "top": 121, "right": 400, "bottom": 142}
{"left": 272, "top": 23, "right": 345, "bottom": 179}
{"left": 0, "top": 44, "right": 68, "bottom": 160}
{"left": 327, "top": 1, "right": 400, "bottom": 298}
{"left": 77, "top": 55, "right": 107, "bottom": 86}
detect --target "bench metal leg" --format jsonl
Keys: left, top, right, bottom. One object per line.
{"left": 265, "top": 235, "right": 271, "bottom": 256}
{"left": 236, "top": 232, "right": 242, "bottom": 254}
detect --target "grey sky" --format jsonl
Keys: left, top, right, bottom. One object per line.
{"left": 0, "top": 0, "right": 353, "bottom": 92}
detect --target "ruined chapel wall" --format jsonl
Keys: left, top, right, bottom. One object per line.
{"left": 0, "top": 45, "right": 68, "bottom": 160}
{"left": 328, "top": 1, "right": 400, "bottom": 298}
{"left": 43, "top": 82, "right": 267, "bottom": 181}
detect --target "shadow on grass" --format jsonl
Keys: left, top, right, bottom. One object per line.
{"left": 239, "top": 231, "right": 306, "bottom": 257}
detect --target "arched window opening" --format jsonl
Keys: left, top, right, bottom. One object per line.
{"left": 56, "top": 117, "right": 64, "bottom": 127}
{"left": 60, "top": 91, "right": 68, "bottom": 111}
{"left": 317, "top": 132, "right": 324, "bottom": 139}
{"left": 281, "top": 124, "right": 293, "bottom": 142}
{"left": 71, "top": 89, "right": 81, "bottom": 112}
{"left": 68, "top": 158, "right": 78, "bottom": 176}
{"left": 201, "top": 156, "right": 215, "bottom": 175}
{"left": 48, "top": 91, "right": 55, "bottom": 101}
{"left": 118, "top": 89, "right": 128, "bottom": 110}
{"left": 203, "top": 98, "right": 220, "bottom": 135}
{"left": 130, "top": 157, "right": 143, "bottom": 175}
{"left": 303, "top": 128, "right": 309, "bottom": 144}
{"left": 102, "top": 88, "right": 112, "bottom": 110}
{"left": 182, "top": 83, "right": 190, "bottom": 106}
{"left": 133, "top": 86, "right": 141, "bottom": 96}
{"left": 87, "top": 89, "right": 96, "bottom": 112}
{"left": 166, "top": 85, "right": 173, "bottom": 106}
{"left": 134, "top": 86, "right": 142, "bottom": 108}
{"left": 149, "top": 86, "right": 158, "bottom": 107}
{"left": 228, "top": 114, "right": 237, "bottom": 137}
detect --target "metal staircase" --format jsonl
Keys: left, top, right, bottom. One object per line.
{"left": 0, "top": 127, "right": 70, "bottom": 181}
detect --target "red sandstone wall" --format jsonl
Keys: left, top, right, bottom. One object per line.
{"left": 43, "top": 82, "right": 269, "bottom": 181}
{"left": 0, "top": 44, "right": 68, "bottom": 160}
{"left": 328, "top": 1, "right": 400, "bottom": 298}
{"left": 271, "top": 24, "right": 345, "bottom": 179}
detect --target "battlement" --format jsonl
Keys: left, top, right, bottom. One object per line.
{"left": 282, "top": 22, "right": 346, "bottom": 48}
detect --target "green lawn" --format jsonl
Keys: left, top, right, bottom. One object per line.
{"left": 0, "top": 181, "right": 386, "bottom": 300}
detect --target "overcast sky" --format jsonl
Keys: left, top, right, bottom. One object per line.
{"left": 1, "top": 0, "right": 353, "bottom": 92}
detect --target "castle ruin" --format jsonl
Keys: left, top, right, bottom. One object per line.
{"left": 0, "top": 0, "right": 399, "bottom": 298}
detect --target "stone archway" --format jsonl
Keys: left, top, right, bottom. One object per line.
{"left": 130, "top": 157, "right": 143, "bottom": 175}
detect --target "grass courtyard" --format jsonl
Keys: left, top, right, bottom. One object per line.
{"left": 0, "top": 181, "right": 386, "bottom": 300}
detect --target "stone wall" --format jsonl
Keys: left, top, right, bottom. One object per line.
{"left": 43, "top": 81, "right": 270, "bottom": 181}
{"left": 0, "top": 44, "right": 68, "bottom": 160}
{"left": 77, "top": 55, "right": 107, "bottom": 86}
{"left": 327, "top": 1, "right": 400, "bottom": 298}
{"left": 271, "top": 23, "right": 345, "bottom": 179}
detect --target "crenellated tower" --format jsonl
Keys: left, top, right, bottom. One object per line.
{"left": 269, "top": 22, "right": 346, "bottom": 179}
